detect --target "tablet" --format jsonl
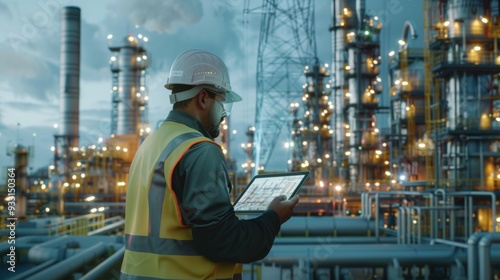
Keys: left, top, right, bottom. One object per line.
{"left": 233, "top": 171, "right": 310, "bottom": 213}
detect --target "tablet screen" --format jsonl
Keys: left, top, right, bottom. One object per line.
{"left": 233, "top": 171, "right": 310, "bottom": 213}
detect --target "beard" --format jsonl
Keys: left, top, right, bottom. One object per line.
{"left": 207, "top": 114, "right": 224, "bottom": 138}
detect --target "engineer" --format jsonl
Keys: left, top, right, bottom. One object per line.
{"left": 120, "top": 49, "right": 299, "bottom": 279}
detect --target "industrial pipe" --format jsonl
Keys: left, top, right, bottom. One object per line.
{"left": 28, "top": 242, "right": 108, "bottom": 280}
{"left": 10, "top": 259, "right": 57, "bottom": 280}
{"left": 261, "top": 244, "right": 468, "bottom": 267}
{"left": 467, "top": 232, "right": 489, "bottom": 280}
{"left": 280, "top": 216, "right": 376, "bottom": 237}
{"left": 80, "top": 247, "right": 125, "bottom": 280}
{"left": 28, "top": 235, "right": 72, "bottom": 264}
{"left": 447, "top": 191, "right": 497, "bottom": 232}
{"left": 478, "top": 233, "right": 500, "bottom": 280}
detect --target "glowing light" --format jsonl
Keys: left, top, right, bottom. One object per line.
{"left": 86, "top": 196, "right": 95, "bottom": 202}
{"left": 389, "top": 51, "right": 395, "bottom": 56}
{"left": 107, "top": 34, "right": 113, "bottom": 39}
{"left": 398, "top": 40, "right": 406, "bottom": 46}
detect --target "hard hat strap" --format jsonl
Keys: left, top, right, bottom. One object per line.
{"left": 169, "top": 85, "right": 206, "bottom": 104}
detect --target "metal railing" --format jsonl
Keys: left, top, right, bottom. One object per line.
{"left": 48, "top": 213, "right": 105, "bottom": 236}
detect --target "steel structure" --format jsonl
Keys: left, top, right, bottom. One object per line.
{"left": 245, "top": 0, "right": 318, "bottom": 174}
{"left": 424, "top": 0, "right": 500, "bottom": 191}
{"left": 388, "top": 22, "right": 427, "bottom": 186}
{"left": 290, "top": 64, "right": 333, "bottom": 186}
{"left": 330, "top": 0, "right": 385, "bottom": 192}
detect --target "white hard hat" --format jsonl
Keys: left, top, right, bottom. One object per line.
{"left": 165, "top": 49, "right": 242, "bottom": 104}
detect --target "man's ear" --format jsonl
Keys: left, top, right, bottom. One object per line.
{"left": 196, "top": 89, "right": 209, "bottom": 110}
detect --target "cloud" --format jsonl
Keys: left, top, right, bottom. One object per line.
{"left": 81, "top": 20, "right": 110, "bottom": 76}
{"left": 116, "top": 0, "right": 203, "bottom": 34}
{"left": 0, "top": 47, "right": 59, "bottom": 101}
{"left": 4, "top": 100, "right": 57, "bottom": 112}
{"left": 0, "top": 1, "right": 12, "bottom": 20}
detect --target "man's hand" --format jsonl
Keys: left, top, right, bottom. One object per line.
{"left": 267, "top": 195, "right": 299, "bottom": 224}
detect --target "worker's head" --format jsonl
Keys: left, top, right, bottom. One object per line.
{"left": 165, "top": 50, "right": 242, "bottom": 137}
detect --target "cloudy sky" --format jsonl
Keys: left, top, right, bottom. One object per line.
{"left": 0, "top": 0, "right": 424, "bottom": 180}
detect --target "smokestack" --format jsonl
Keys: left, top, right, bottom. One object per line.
{"left": 59, "top": 6, "right": 80, "bottom": 147}
{"left": 57, "top": 6, "right": 80, "bottom": 174}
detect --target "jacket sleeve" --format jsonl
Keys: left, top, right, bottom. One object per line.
{"left": 174, "top": 142, "right": 281, "bottom": 263}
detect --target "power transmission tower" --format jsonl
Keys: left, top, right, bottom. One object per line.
{"left": 244, "top": 0, "right": 318, "bottom": 174}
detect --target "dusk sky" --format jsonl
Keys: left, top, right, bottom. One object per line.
{"left": 0, "top": 0, "right": 424, "bottom": 180}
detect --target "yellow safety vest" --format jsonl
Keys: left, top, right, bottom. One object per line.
{"left": 121, "top": 121, "right": 241, "bottom": 280}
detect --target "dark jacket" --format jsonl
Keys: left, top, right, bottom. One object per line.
{"left": 167, "top": 110, "right": 281, "bottom": 263}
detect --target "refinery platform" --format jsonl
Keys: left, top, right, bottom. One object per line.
{"left": 2, "top": 1, "right": 500, "bottom": 279}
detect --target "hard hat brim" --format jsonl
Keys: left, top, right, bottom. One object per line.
{"left": 225, "top": 90, "right": 242, "bottom": 103}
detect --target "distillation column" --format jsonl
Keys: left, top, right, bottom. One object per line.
{"left": 331, "top": 0, "right": 354, "bottom": 183}
{"left": 108, "top": 35, "right": 148, "bottom": 137}
{"left": 331, "top": 0, "right": 382, "bottom": 191}
{"left": 430, "top": 0, "right": 500, "bottom": 190}
{"left": 290, "top": 64, "right": 332, "bottom": 185}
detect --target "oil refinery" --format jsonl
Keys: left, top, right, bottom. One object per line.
{"left": 1, "top": 0, "right": 500, "bottom": 279}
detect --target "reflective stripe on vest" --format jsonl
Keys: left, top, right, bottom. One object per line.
{"left": 121, "top": 121, "right": 237, "bottom": 279}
